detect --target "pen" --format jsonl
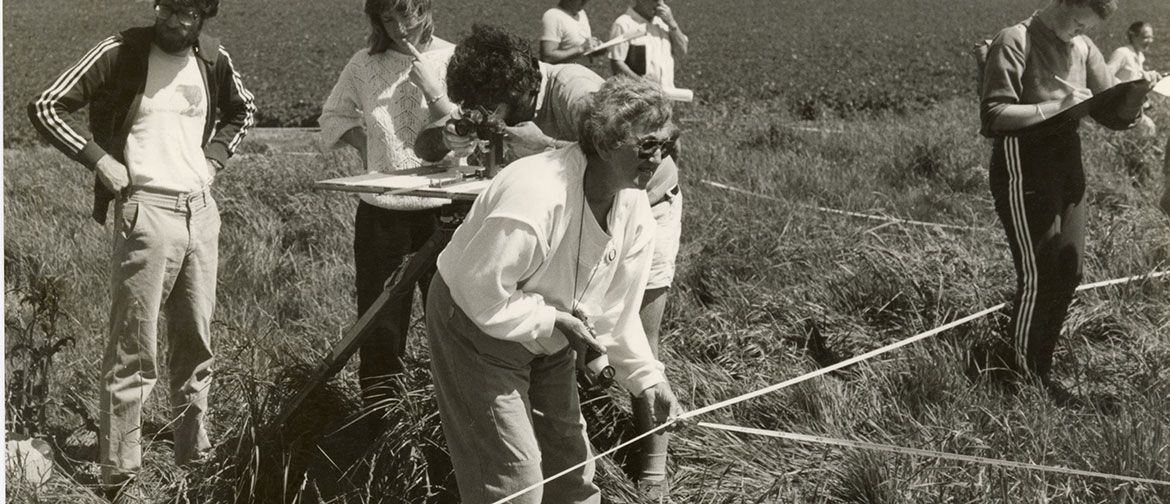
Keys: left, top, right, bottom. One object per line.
{"left": 1053, "top": 74, "right": 1088, "bottom": 93}
{"left": 401, "top": 39, "right": 424, "bottom": 61}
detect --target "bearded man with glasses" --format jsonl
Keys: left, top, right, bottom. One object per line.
{"left": 27, "top": 0, "right": 255, "bottom": 499}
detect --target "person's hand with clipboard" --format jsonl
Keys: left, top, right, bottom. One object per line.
{"left": 583, "top": 26, "right": 647, "bottom": 57}
{"left": 1015, "top": 71, "right": 1164, "bottom": 135}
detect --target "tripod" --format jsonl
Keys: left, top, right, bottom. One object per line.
{"left": 273, "top": 201, "right": 471, "bottom": 429}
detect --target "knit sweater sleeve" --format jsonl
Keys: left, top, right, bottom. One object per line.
{"left": 318, "top": 51, "right": 366, "bottom": 152}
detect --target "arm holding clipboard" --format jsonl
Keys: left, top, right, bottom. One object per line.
{"left": 1009, "top": 74, "right": 1163, "bottom": 136}
{"left": 584, "top": 26, "right": 647, "bottom": 56}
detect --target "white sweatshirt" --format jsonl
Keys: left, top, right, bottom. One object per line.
{"left": 436, "top": 145, "right": 665, "bottom": 395}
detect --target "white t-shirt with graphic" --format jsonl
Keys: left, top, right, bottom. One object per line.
{"left": 123, "top": 45, "right": 210, "bottom": 194}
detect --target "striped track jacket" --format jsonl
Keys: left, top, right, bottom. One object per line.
{"left": 27, "top": 26, "right": 256, "bottom": 223}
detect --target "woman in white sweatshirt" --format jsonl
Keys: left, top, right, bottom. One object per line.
{"left": 425, "top": 77, "right": 683, "bottom": 504}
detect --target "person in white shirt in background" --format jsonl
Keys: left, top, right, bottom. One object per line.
{"left": 317, "top": 0, "right": 456, "bottom": 438}
{"left": 609, "top": 0, "right": 688, "bottom": 89}
{"left": 1109, "top": 21, "right": 1153, "bottom": 82}
{"left": 425, "top": 76, "right": 684, "bottom": 504}
{"left": 540, "top": 0, "right": 602, "bottom": 64}
{"left": 1109, "top": 21, "right": 1157, "bottom": 135}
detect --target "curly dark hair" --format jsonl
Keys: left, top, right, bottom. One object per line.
{"left": 156, "top": 0, "right": 219, "bottom": 19}
{"left": 446, "top": 24, "right": 542, "bottom": 114}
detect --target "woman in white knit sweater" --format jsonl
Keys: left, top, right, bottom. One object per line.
{"left": 317, "top": 0, "right": 457, "bottom": 431}
{"left": 426, "top": 77, "right": 683, "bottom": 504}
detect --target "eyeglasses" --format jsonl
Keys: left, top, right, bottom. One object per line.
{"left": 635, "top": 131, "right": 679, "bottom": 160}
{"left": 155, "top": 4, "right": 201, "bottom": 27}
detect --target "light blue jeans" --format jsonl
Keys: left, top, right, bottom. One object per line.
{"left": 426, "top": 273, "right": 601, "bottom": 504}
{"left": 100, "top": 187, "right": 218, "bottom": 484}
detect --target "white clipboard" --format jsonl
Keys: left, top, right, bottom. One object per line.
{"left": 1152, "top": 76, "right": 1170, "bottom": 97}
{"left": 583, "top": 26, "right": 648, "bottom": 56}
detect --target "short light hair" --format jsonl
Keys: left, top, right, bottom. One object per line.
{"left": 580, "top": 77, "right": 672, "bottom": 156}
{"left": 365, "top": 0, "right": 435, "bottom": 55}
{"left": 1061, "top": 0, "right": 1118, "bottom": 19}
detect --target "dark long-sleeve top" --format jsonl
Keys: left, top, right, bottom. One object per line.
{"left": 27, "top": 26, "right": 255, "bottom": 222}
{"left": 980, "top": 16, "right": 1139, "bottom": 137}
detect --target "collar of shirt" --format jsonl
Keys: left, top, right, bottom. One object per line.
{"left": 536, "top": 61, "right": 551, "bottom": 114}
{"left": 1031, "top": 13, "right": 1071, "bottom": 48}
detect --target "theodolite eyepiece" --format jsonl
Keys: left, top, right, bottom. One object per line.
{"left": 448, "top": 106, "right": 506, "bottom": 177}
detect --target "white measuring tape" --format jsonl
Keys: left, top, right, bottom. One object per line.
{"left": 698, "top": 422, "right": 1170, "bottom": 487}
{"left": 490, "top": 270, "right": 1169, "bottom": 503}
{"left": 703, "top": 179, "right": 987, "bottom": 231}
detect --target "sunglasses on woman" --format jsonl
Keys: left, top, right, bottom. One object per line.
{"left": 636, "top": 131, "right": 680, "bottom": 160}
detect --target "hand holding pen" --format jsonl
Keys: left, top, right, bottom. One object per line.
{"left": 1053, "top": 74, "right": 1093, "bottom": 112}
{"left": 398, "top": 38, "right": 445, "bottom": 109}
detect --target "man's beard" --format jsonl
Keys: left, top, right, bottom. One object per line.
{"left": 154, "top": 23, "right": 200, "bottom": 54}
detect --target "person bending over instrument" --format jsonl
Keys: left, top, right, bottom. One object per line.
{"left": 425, "top": 76, "right": 684, "bottom": 504}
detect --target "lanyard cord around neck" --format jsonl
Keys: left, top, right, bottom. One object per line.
{"left": 572, "top": 188, "right": 603, "bottom": 317}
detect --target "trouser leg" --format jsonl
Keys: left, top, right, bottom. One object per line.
{"left": 166, "top": 199, "right": 220, "bottom": 465}
{"left": 530, "top": 346, "right": 600, "bottom": 503}
{"left": 428, "top": 273, "right": 556, "bottom": 504}
{"left": 100, "top": 199, "right": 184, "bottom": 484}
{"left": 353, "top": 202, "right": 437, "bottom": 409}
{"left": 990, "top": 134, "right": 1084, "bottom": 379}
{"left": 1032, "top": 197, "right": 1084, "bottom": 377}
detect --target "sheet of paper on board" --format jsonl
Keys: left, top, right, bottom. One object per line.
{"left": 1151, "top": 76, "right": 1170, "bottom": 97}
{"left": 584, "top": 26, "right": 648, "bottom": 55}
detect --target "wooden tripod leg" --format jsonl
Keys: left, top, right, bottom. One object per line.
{"left": 273, "top": 227, "right": 453, "bottom": 431}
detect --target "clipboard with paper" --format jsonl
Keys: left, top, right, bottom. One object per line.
{"left": 1012, "top": 78, "right": 1155, "bottom": 136}
{"left": 583, "top": 26, "right": 648, "bottom": 56}
{"left": 313, "top": 165, "right": 490, "bottom": 201}
{"left": 1151, "top": 75, "right": 1170, "bottom": 97}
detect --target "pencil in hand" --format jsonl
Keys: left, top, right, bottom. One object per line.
{"left": 1053, "top": 74, "right": 1090, "bottom": 94}
{"left": 400, "top": 38, "right": 424, "bottom": 61}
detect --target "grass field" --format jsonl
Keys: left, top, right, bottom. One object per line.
{"left": 5, "top": 0, "right": 1170, "bottom": 140}
{"left": 5, "top": 0, "right": 1170, "bottom": 503}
